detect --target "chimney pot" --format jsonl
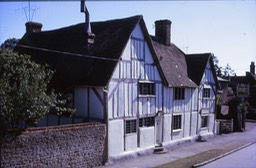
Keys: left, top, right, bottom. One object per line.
{"left": 155, "top": 19, "right": 172, "bottom": 46}
{"left": 25, "top": 22, "right": 43, "bottom": 34}
{"left": 250, "top": 61, "right": 255, "bottom": 74}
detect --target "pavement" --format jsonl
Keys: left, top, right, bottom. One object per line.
{"left": 97, "top": 120, "right": 256, "bottom": 168}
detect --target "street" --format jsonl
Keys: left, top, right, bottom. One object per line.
{"left": 201, "top": 142, "right": 256, "bottom": 168}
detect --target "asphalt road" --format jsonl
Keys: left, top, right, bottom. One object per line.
{"left": 201, "top": 142, "right": 256, "bottom": 168}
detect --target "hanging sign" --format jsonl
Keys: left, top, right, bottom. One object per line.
{"left": 237, "top": 84, "right": 249, "bottom": 98}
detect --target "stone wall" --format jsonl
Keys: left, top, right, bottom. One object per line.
{"left": 1, "top": 123, "right": 106, "bottom": 168}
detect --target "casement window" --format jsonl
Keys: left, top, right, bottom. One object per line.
{"left": 139, "top": 117, "right": 155, "bottom": 127}
{"left": 131, "top": 37, "right": 145, "bottom": 61}
{"left": 125, "top": 119, "right": 137, "bottom": 134}
{"left": 174, "top": 87, "right": 185, "bottom": 100}
{"left": 172, "top": 115, "right": 182, "bottom": 130}
{"left": 203, "top": 88, "right": 211, "bottom": 98}
{"left": 139, "top": 82, "right": 156, "bottom": 95}
{"left": 201, "top": 116, "right": 209, "bottom": 128}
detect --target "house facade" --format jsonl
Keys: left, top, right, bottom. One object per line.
{"left": 186, "top": 53, "right": 218, "bottom": 135}
{"left": 15, "top": 15, "right": 218, "bottom": 161}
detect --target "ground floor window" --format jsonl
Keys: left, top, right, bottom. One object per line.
{"left": 125, "top": 119, "right": 137, "bottom": 134}
{"left": 139, "top": 117, "right": 155, "bottom": 127}
{"left": 201, "top": 116, "right": 209, "bottom": 128}
{"left": 172, "top": 115, "right": 182, "bottom": 130}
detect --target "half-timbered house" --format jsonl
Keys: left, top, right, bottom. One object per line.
{"left": 186, "top": 53, "right": 218, "bottom": 135}
{"left": 151, "top": 20, "right": 199, "bottom": 145}
{"left": 15, "top": 15, "right": 217, "bottom": 162}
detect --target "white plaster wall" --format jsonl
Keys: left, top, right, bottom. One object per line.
{"left": 108, "top": 119, "right": 124, "bottom": 156}
{"left": 139, "top": 127, "right": 154, "bottom": 148}
{"left": 183, "top": 112, "right": 191, "bottom": 138}
{"left": 163, "top": 114, "right": 171, "bottom": 142}
{"left": 74, "top": 87, "right": 88, "bottom": 118}
{"left": 89, "top": 88, "right": 104, "bottom": 120}
{"left": 209, "top": 113, "right": 215, "bottom": 133}
{"left": 172, "top": 130, "right": 183, "bottom": 140}
{"left": 125, "top": 134, "right": 137, "bottom": 152}
{"left": 190, "top": 111, "right": 198, "bottom": 136}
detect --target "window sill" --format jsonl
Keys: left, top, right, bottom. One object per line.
{"left": 173, "top": 129, "right": 182, "bottom": 133}
{"left": 200, "top": 127, "right": 208, "bottom": 130}
{"left": 138, "top": 95, "right": 156, "bottom": 98}
{"left": 125, "top": 132, "right": 137, "bottom": 136}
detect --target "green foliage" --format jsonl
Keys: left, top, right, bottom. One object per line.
{"left": 0, "top": 38, "right": 19, "bottom": 49}
{"left": 0, "top": 48, "right": 75, "bottom": 135}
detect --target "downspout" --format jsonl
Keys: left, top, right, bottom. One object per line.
{"left": 103, "top": 86, "right": 109, "bottom": 164}
{"left": 213, "top": 86, "right": 217, "bottom": 135}
{"left": 196, "top": 85, "right": 201, "bottom": 136}
{"left": 189, "top": 88, "right": 192, "bottom": 137}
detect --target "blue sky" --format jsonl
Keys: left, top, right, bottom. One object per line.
{"left": 0, "top": 1, "right": 256, "bottom": 75}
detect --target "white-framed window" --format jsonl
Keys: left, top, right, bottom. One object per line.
{"left": 139, "top": 117, "right": 155, "bottom": 127}
{"left": 139, "top": 82, "right": 156, "bottom": 96}
{"left": 172, "top": 115, "right": 182, "bottom": 130}
{"left": 203, "top": 88, "right": 211, "bottom": 98}
{"left": 131, "top": 37, "right": 145, "bottom": 61}
{"left": 174, "top": 87, "right": 185, "bottom": 100}
{"left": 201, "top": 116, "right": 209, "bottom": 128}
{"left": 125, "top": 119, "right": 137, "bottom": 134}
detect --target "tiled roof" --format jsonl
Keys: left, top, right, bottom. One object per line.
{"left": 16, "top": 15, "right": 143, "bottom": 87}
{"left": 151, "top": 38, "right": 197, "bottom": 88}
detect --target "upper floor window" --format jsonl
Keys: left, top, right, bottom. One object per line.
{"left": 131, "top": 37, "right": 145, "bottom": 61}
{"left": 203, "top": 88, "right": 211, "bottom": 98}
{"left": 139, "top": 82, "right": 155, "bottom": 96}
{"left": 174, "top": 87, "right": 185, "bottom": 100}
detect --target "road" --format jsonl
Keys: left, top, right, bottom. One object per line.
{"left": 201, "top": 142, "right": 256, "bottom": 168}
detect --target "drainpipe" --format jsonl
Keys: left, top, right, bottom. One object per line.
{"left": 196, "top": 85, "right": 201, "bottom": 136}
{"left": 189, "top": 88, "right": 193, "bottom": 137}
{"left": 103, "top": 86, "right": 109, "bottom": 164}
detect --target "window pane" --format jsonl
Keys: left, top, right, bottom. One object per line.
{"left": 139, "top": 83, "right": 155, "bottom": 95}
{"left": 201, "top": 116, "right": 208, "bottom": 127}
{"left": 203, "top": 88, "right": 210, "bottom": 98}
{"left": 173, "top": 115, "right": 182, "bottom": 130}
{"left": 126, "top": 120, "right": 137, "bottom": 134}
{"left": 174, "top": 88, "right": 185, "bottom": 100}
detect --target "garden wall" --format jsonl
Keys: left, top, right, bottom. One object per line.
{"left": 1, "top": 123, "right": 106, "bottom": 168}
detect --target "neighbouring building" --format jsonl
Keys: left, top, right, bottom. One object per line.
{"left": 229, "top": 61, "right": 256, "bottom": 120}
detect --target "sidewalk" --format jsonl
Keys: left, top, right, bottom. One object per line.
{"left": 97, "top": 121, "right": 256, "bottom": 168}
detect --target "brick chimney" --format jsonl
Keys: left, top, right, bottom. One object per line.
{"left": 250, "top": 61, "right": 255, "bottom": 74}
{"left": 155, "top": 19, "right": 172, "bottom": 46}
{"left": 25, "top": 22, "right": 42, "bottom": 33}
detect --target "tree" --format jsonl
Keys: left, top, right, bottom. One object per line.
{"left": 212, "top": 55, "right": 235, "bottom": 78}
{"left": 223, "top": 63, "right": 235, "bottom": 77}
{"left": 0, "top": 38, "right": 19, "bottom": 49}
{"left": 212, "top": 54, "right": 222, "bottom": 77}
{"left": 0, "top": 48, "right": 75, "bottom": 139}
